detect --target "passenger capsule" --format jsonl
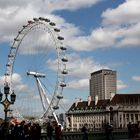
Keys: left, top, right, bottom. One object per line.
{"left": 18, "top": 30, "right": 22, "bottom": 34}
{"left": 54, "top": 28, "right": 60, "bottom": 32}
{"left": 8, "top": 54, "right": 14, "bottom": 58}
{"left": 23, "top": 25, "right": 28, "bottom": 28}
{"left": 49, "top": 22, "right": 56, "bottom": 26}
{"left": 28, "top": 20, "right": 34, "bottom": 24}
{"left": 60, "top": 82, "right": 66, "bottom": 87}
{"left": 60, "top": 46, "right": 67, "bottom": 50}
{"left": 48, "top": 115, "right": 53, "bottom": 119}
{"left": 14, "top": 38, "right": 20, "bottom": 41}
{"left": 5, "top": 73, "right": 10, "bottom": 76}
{"left": 62, "top": 70, "right": 68, "bottom": 74}
{"left": 11, "top": 46, "right": 16, "bottom": 49}
{"left": 57, "top": 94, "right": 63, "bottom": 99}
{"left": 58, "top": 36, "right": 64, "bottom": 40}
{"left": 62, "top": 57, "right": 68, "bottom": 62}
{"left": 33, "top": 18, "right": 39, "bottom": 21}
{"left": 6, "top": 64, "right": 11, "bottom": 67}
{"left": 39, "top": 17, "right": 45, "bottom": 20}
{"left": 44, "top": 18, "right": 50, "bottom": 22}
{"left": 53, "top": 106, "right": 59, "bottom": 110}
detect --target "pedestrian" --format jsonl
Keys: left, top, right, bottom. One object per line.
{"left": 127, "top": 122, "right": 133, "bottom": 139}
{"left": 81, "top": 124, "right": 88, "bottom": 140}
{"left": 24, "top": 122, "right": 32, "bottom": 140}
{"left": 18, "top": 120, "right": 26, "bottom": 140}
{"left": 30, "top": 123, "right": 41, "bottom": 140}
{"left": 55, "top": 123, "right": 62, "bottom": 140}
{"left": 46, "top": 122, "right": 54, "bottom": 140}
{"left": 105, "top": 122, "right": 113, "bottom": 140}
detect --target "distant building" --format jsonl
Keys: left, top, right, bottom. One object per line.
{"left": 66, "top": 94, "right": 140, "bottom": 131}
{"left": 90, "top": 69, "right": 116, "bottom": 101}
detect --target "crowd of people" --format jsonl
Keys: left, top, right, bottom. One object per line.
{"left": 81, "top": 122, "right": 113, "bottom": 140}
{"left": 127, "top": 121, "right": 140, "bottom": 139}
{"left": 0, "top": 120, "right": 63, "bottom": 140}
{"left": 3, "top": 120, "right": 140, "bottom": 140}
{"left": 0, "top": 120, "right": 41, "bottom": 140}
{"left": 46, "top": 122, "right": 63, "bottom": 140}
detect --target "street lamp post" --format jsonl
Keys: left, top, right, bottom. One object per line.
{"left": 0, "top": 83, "right": 16, "bottom": 138}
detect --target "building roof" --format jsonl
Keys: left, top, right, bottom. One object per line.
{"left": 68, "top": 94, "right": 140, "bottom": 112}
{"left": 91, "top": 69, "right": 116, "bottom": 76}
{"left": 68, "top": 99, "right": 110, "bottom": 111}
{"left": 110, "top": 94, "right": 140, "bottom": 105}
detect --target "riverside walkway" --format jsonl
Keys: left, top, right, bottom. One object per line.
{"left": 40, "top": 129, "right": 130, "bottom": 140}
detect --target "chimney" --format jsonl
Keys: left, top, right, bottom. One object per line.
{"left": 110, "top": 92, "right": 115, "bottom": 100}
{"left": 75, "top": 98, "right": 78, "bottom": 107}
{"left": 75, "top": 98, "right": 82, "bottom": 107}
{"left": 88, "top": 96, "right": 91, "bottom": 106}
{"left": 79, "top": 98, "right": 82, "bottom": 102}
{"left": 95, "top": 95, "right": 98, "bottom": 105}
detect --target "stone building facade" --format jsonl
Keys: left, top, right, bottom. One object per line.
{"left": 65, "top": 94, "right": 140, "bottom": 131}
{"left": 90, "top": 69, "right": 116, "bottom": 101}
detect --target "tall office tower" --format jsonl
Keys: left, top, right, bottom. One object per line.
{"left": 90, "top": 69, "right": 117, "bottom": 101}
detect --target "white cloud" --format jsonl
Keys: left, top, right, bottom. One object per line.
{"left": 0, "top": 2, "right": 82, "bottom": 51}
{"left": 53, "top": 0, "right": 140, "bottom": 51}
{"left": 0, "top": 73, "right": 29, "bottom": 93}
{"left": 44, "top": 0, "right": 102, "bottom": 12}
{"left": 102, "top": 0, "right": 140, "bottom": 26}
{"left": 47, "top": 53, "right": 109, "bottom": 79}
{"left": 0, "top": 0, "right": 101, "bottom": 13}
{"left": 0, "top": 0, "right": 139, "bottom": 93}
{"left": 0, "top": 0, "right": 29, "bottom": 9}
{"left": 68, "top": 54, "right": 109, "bottom": 78}
{"left": 66, "top": 0, "right": 140, "bottom": 50}
{"left": 47, "top": 53, "right": 109, "bottom": 89}
{"left": 0, "top": 0, "right": 140, "bottom": 52}
{"left": 67, "top": 79, "right": 89, "bottom": 90}
{"left": 66, "top": 23, "right": 140, "bottom": 51}
{"left": 117, "top": 80, "right": 127, "bottom": 90}
{"left": 132, "top": 75, "right": 140, "bottom": 81}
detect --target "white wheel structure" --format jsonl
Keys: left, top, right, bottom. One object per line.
{"left": 4, "top": 17, "right": 68, "bottom": 123}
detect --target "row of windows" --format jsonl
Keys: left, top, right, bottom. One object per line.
{"left": 120, "top": 113, "right": 139, "bottom": 122}
{"left": 73, "top": 115, "right": 105, "bottom": 122}
{"left": 73, "top": 123, "right": 104, "bottom": 129}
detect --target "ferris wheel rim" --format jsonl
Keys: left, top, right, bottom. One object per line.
{"left": 4, "top": 17, "right": 68, "bottom": 119}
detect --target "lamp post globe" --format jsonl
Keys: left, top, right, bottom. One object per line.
{"left": 10, "top": 91, "right": 16, "bottom": 104}
{"left": 4, "top": 84, "right": 10, "bottom": 95}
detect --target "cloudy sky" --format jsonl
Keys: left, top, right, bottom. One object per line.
{"left": 0, "top": 0, "right": 140, "bottom": 114}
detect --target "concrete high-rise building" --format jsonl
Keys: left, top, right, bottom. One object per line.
{"left": 90, "top": 69, "right": 116, "bottom": 101}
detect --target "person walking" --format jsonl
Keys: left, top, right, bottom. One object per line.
{"left": 46, "top": 122, "right": 54, "bottom": 140}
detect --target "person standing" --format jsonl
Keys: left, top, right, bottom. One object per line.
{"left": 46, "top": 122, "right": 54, "bottom": 140}
{"left": 55, "top": 123, "right": 62, "bottom": 140}
{"left": 127, "top": 122, "right": 133, "bottom": 139}
{"left": 105, "top": 122, "right": 113, "bottom": 140}
{"left": 81, "top": 124, "right": 88, "bottom": 140}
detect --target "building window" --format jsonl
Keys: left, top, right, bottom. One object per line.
{"left": 135, "top": 114, "right": 138, "bottom": 121}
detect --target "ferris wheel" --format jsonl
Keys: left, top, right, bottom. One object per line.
{"left": 4, "top": 17, "right": 68, "bottom": 122}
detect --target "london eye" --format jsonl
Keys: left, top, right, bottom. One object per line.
{"left": 4, "top": 17, "right": 68, "bottom": 123}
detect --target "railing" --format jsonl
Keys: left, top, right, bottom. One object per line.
{"left": 40, "top": 129, "right": 128, "bottom": 140}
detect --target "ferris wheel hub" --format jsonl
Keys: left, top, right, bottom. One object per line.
{"left": 27, "top": 71, "right": 46, "bottom": 78}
